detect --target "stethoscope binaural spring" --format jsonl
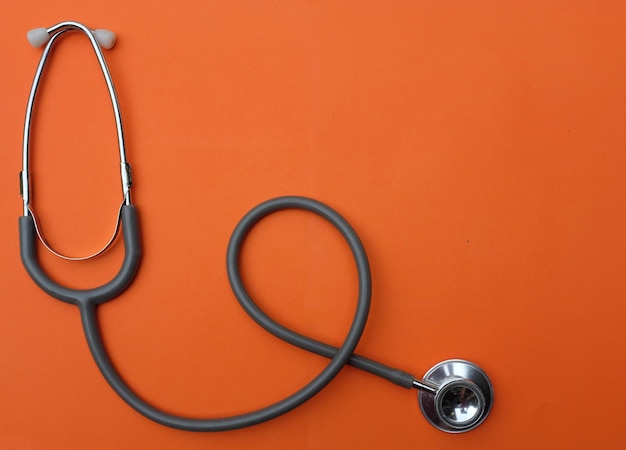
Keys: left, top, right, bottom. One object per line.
{"left": 19, "top": 21, "right": 494, "bottom": 433}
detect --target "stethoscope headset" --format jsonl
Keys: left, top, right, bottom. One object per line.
{"left": 19, "top": 21, "right": 494, "bottom": 433}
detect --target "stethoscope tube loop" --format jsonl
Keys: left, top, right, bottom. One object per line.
{"left": 77, "top": 196, "right": 380, "bottom": 431}
{"left": 226, "top": 196, "right": 416, "bottom": 389}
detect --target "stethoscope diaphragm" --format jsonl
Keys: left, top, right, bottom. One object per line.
{"left": 419, "top": 359, "right": 494, "bottom": 433}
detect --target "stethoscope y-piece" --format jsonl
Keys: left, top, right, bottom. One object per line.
{"left": 19, "top": 21, "right": 493, "bottom": 433}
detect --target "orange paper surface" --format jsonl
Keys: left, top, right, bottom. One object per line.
{"left": 1, "top": 1, "right": 626, "bottom": 448}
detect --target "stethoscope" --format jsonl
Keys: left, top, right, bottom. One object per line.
{"left": 19, "top": 21, "right": 494, "bottom": 433}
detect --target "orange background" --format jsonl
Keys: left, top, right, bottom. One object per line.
{"left": 1, "top": 1, "right": 626, "bottom": 448}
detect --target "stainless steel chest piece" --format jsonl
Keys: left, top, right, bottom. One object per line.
{"left": 418, "top": 359, "right": 494, "bottom": 433}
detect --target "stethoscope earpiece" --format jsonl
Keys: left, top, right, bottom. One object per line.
{"left": 26, "top": 26, "right": 116, "bottom": 49}
{"left": 26, "top": 28, "right": 50, "bottom": 48}
{"left": 93, "top": 29, "right": 116, "bottom": 50}
{"left": 418, "top": 359, "right": 494, "bottom": 433}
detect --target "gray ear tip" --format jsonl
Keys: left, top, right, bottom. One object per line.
{"left": 94, "top": 29, "right": 117, "bottom": 49}
{"left": 27, "top": 28, "right": 50, "bottom": 47}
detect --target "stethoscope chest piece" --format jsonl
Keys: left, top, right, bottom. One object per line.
{"left": 419, "top": 359, "right": 493, "bottom": 433}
